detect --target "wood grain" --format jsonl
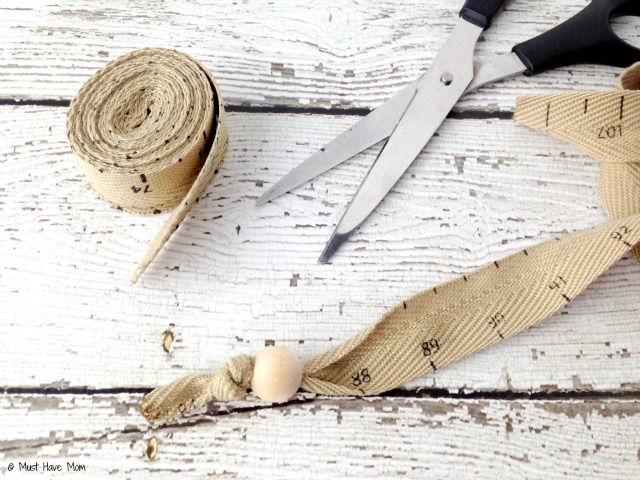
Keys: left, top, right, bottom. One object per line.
{"left": 1, "top": 106, "right": 639, "bottom": 393}
{"left": 2, "top": 393, "right": 639, "bottom": 479}
{"left": 1, "top": 1, "right": 638, "bottom": 110}
{"left": 2, "top": 2, "right": 640, "bottom": 472}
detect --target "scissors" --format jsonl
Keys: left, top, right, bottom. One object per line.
{"left": 257, "top": 0, "right": 640, "bottom": 263}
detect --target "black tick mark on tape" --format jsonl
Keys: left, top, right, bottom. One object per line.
{"left": 545, "top": 103, "right": 550, "bottom": 126}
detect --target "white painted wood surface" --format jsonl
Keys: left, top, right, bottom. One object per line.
{"left": 1, "top": 1, "right": 639, "bottom": 110}
{"left": 2, "top": 394, "right": 640, "bottom": 479}
{"left": 1, "top": 0, "right": 639, "bottom": 477}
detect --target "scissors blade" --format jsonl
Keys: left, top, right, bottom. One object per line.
{"left": 320, "top": 17, "right": 483, "bottom": 263}
{"left": 256, "top": 78, "right": 419, "bottom": 206}
{"left": 258, "top": 53, "right": 526, "bottom": 208}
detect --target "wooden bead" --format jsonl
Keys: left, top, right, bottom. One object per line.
{"left": 250, "top": 347, "right": 303, "bottom": 403}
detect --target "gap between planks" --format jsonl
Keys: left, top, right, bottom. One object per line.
{"left": 2, "top": 387, "right": 639, "bottom": 402}
{"left": 0, "top": 98, "right": 514, "bottom": 120}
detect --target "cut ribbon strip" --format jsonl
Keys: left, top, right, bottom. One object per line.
{"left": 141, "top": 63, "right": 640, "bottom": 423}
{"left": 514, "top": 65, "right": 640, "bottom": 263}
{"left": 66, "top": 48, "right": 228, "bottom": 283}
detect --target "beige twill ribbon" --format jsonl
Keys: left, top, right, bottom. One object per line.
{"left": 141, "top": 63, "right": 640, "bottom": 423}
{"left": 66, "top": 48, "right": 228, "bottom": 283}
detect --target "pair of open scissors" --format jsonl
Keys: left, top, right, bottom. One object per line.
{"left": 257, "top": 0, "right": 640, "bottom": 263}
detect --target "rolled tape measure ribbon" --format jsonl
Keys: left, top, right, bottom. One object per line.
{"left": 66, "top": 48, "right": 228, "bottom": 283}
{"left": 141, "top": 63, "right": 640, "bottom": 423}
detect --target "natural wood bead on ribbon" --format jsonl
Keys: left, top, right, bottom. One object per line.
{"left": 251, "top": 347, "right": 303, "bottom": 403}
{"left": 66, "top": 48, "right": 228, "bottom": 283}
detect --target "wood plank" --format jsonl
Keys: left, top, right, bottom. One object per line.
{"left": 1, "top": 1, "right": 637, "bottom": 110}
{"left": 1, "top": 393, "right": 639, "bottom": 478}
{"left": 1, "top": 105, "right": 639, "bottom": 392}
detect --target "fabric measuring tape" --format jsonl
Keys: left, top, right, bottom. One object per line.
{"left": 66, "top": 48, "right": 228, "bottom": 284}
{"left": 141, "top": 63, "right": 640, "bottom": 423}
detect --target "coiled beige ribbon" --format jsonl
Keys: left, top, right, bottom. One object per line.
{"left": 141, "top": 63, "right": 640, "bottom": 423}
{"left": 66, "top": 48, "right": 228, "bottom": 283}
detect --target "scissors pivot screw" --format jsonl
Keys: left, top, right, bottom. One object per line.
{"left": 440, "top": 72, "right": 454, "bottom": 86}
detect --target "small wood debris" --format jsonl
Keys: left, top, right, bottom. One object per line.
{"left": 146, "top": 437, "right": 158, "bottom": 461}
{"left": 162, "top": 330, "right": 174, "bottom": 353}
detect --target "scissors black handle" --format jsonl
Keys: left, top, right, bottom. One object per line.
{"left": 513, "top": 0, "right": 640, "bottom": 75}
{"left": 460, "top": 0, "right": 509, "bottom": 29}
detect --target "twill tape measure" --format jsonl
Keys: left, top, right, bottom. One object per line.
{"left": 66, "top": 48, "right": 228, "bottom": 284}
{"left": 141, "top": 63, "right": 640, "bottom": 423}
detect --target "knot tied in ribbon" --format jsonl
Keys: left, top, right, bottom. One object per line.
{"left": 141, "top": 63, "right": 640, "bottom": 424}
{"left": 141, "top": 355, "right": 253, "bottom": 423}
